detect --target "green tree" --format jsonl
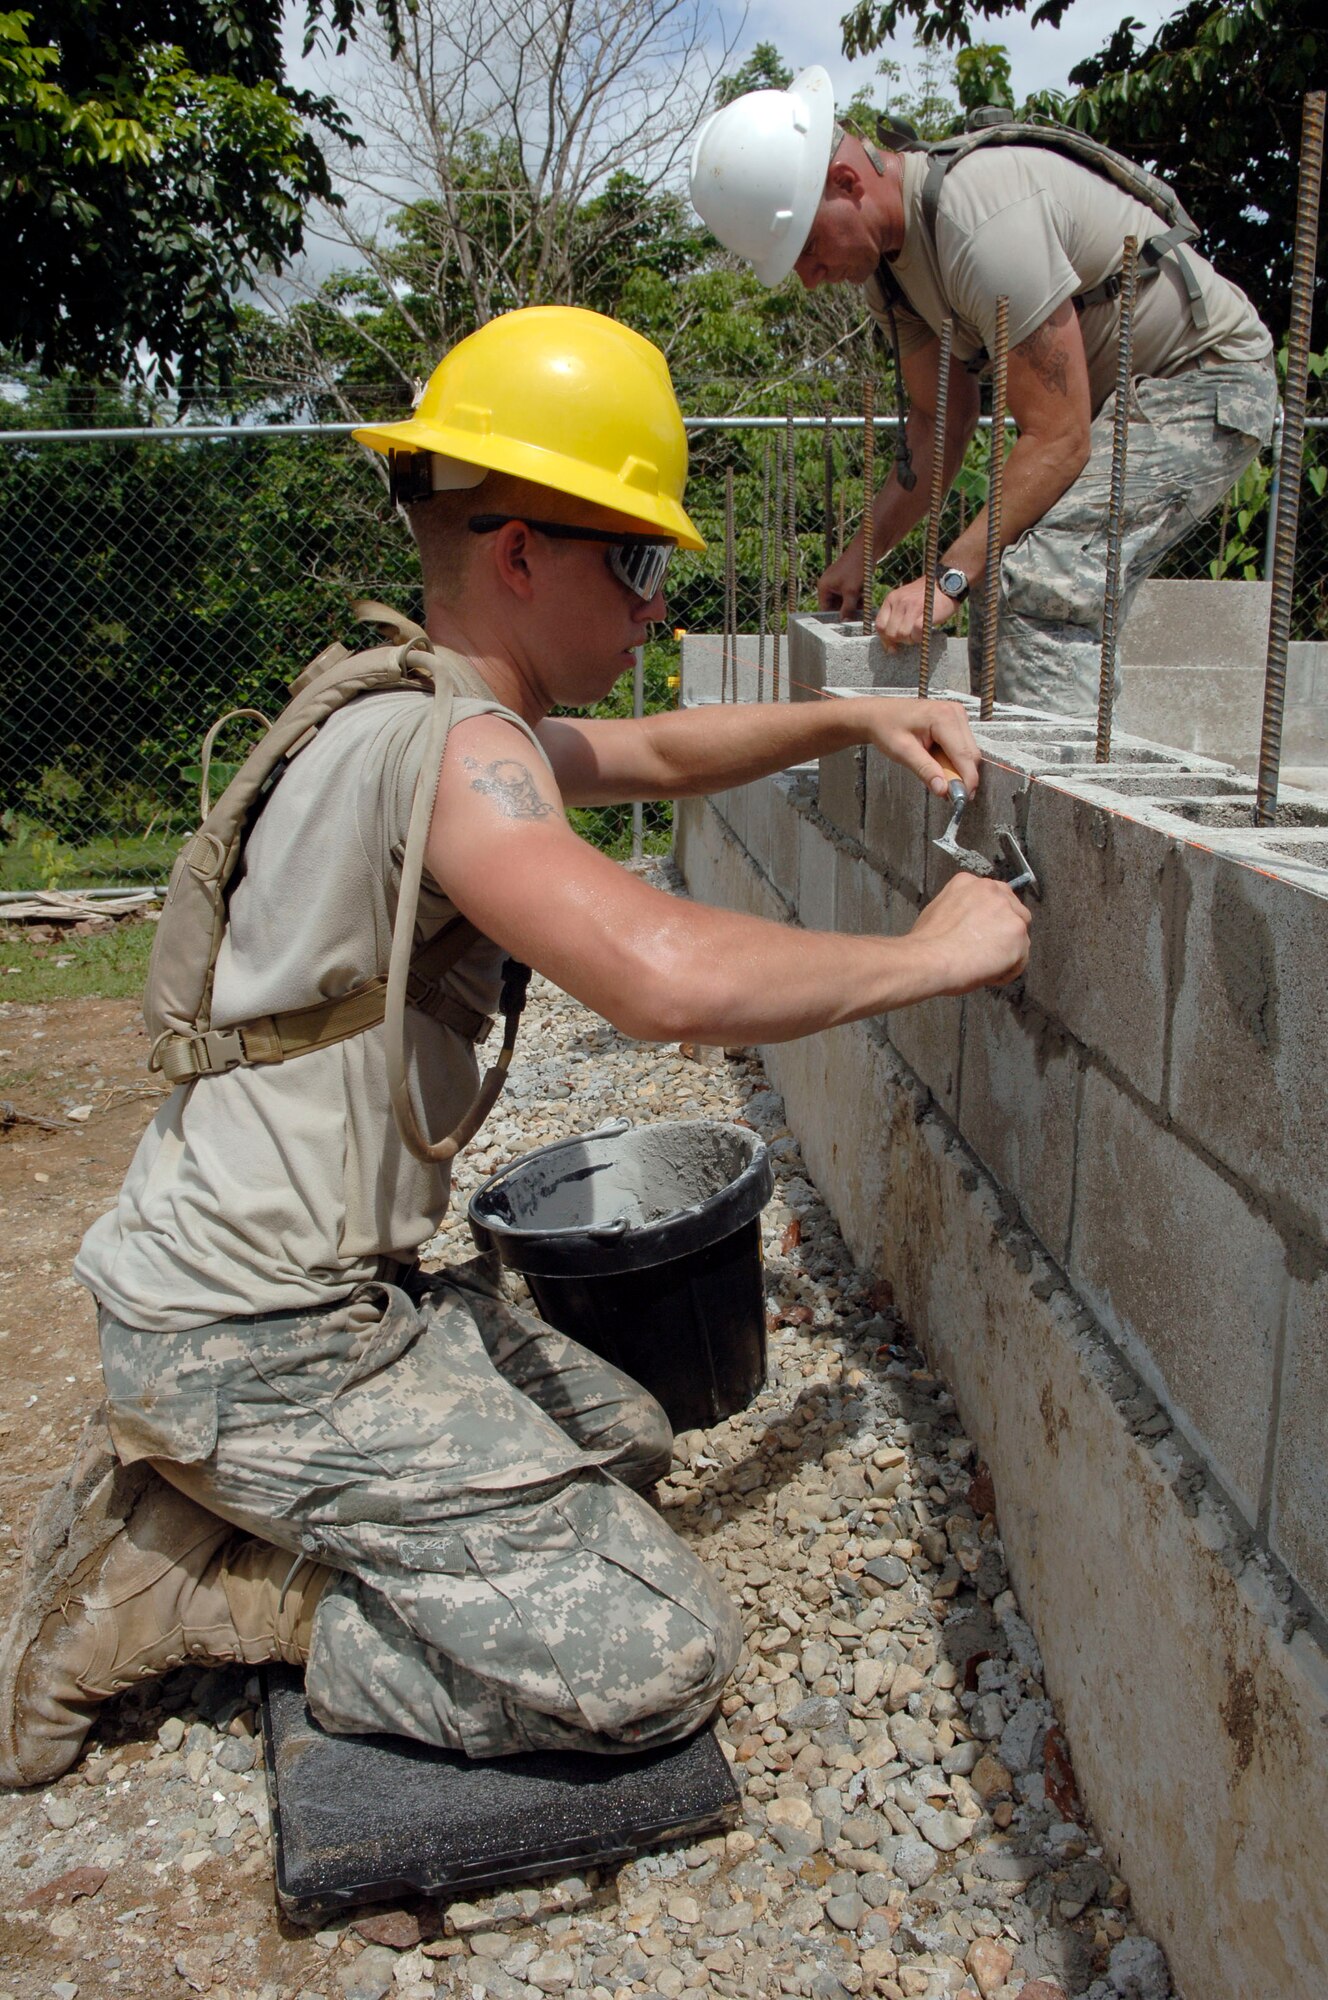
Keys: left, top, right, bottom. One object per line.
{"left": 838, "top": 0, "right": 1326, "bottom": 344}
{"left": 1, "top": 0, "right": 401, "bottom": 391}
{"left": 715, "top": 42, "right": 793, "bottom": 107}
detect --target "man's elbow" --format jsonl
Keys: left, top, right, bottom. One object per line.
{"left": 598, "top": 932, "right": 736, "bottom": 1045}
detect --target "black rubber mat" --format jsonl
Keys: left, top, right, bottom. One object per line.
{"left": 260, "top": 1665, "right": 741, "bottom": 1918}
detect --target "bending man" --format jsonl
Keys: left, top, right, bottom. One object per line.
{"left": 689, "top": 67, "right": 1275, "bottom": 715}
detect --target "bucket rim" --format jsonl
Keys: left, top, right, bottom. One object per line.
{"left": 466, "top": 1116, "right": 773, "bottom": 1277}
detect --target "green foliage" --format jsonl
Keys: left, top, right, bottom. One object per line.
{"left": 0, "top": 0, "right": 403, "bottom": 390}
{"left": 715, "top": 43, "right": 793, "bottom": 107}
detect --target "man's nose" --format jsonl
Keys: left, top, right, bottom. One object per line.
{"left": 635, "top": 588, "right": 667, "bottom": 624}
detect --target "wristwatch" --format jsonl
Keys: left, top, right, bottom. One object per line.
{"left": 936, "top": 565, "right": 970, "bottom": 604}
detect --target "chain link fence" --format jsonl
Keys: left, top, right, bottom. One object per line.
{"left": 1, "top": 391, "right": 1321, "bottom": 889}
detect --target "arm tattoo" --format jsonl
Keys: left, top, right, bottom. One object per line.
{"left": 1015, "top": 319, "right": 1069, "bottom": 398}
{"left": 462, "top": 755, "right": 555, "bottom": 820}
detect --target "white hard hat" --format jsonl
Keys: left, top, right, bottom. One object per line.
{"left": 689, "top": 65, "right": 837, "bottom": 288}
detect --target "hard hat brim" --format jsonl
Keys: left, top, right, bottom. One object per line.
{"left": 353, "top": 416, "right": 706, "bottom": 553}
{"left": 751, "top": 66, "right": 837, "bottom": 289}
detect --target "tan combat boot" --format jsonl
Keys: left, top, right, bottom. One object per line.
{"left": 0, "top": 1409, "right": 332, "bottom": 1789}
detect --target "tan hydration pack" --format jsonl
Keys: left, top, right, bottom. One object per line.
{"left": 142, "top": 602, "right": 529, "bottom": 1165}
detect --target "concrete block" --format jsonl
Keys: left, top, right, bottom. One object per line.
{"left": 1116, "top": 663, "right": 1267, "bottom": 771}
{"left": 1021, "top": 781, "right": 1177, "bottom": 1103}
{"left": 876, "top": 877, "right": 963, "bottom": 1113}
{"left": 787, "top": 612, "right": 966, "bottom": 699}
{"left": 1167, "top": 840, "right": 1328, "bottom": 1238}
{"left": 818, "top": 744, "right": 865, "bottom": 843}
{"left": 1119, "top": 580, "right": 1272, "bottom": 667}
{"left": 679, "top": 633, "right": 779, "bottom": 705}
{"left": 957, "top": 989, "right": 1080, "bottom": 1264}
{"left": 863, "top": 750, "right": 931, "bottom": 901}
{"left": 1270, "top": 1272, "right": 1328, "bottom": 1621}
{"left": 767, "top": 774, "right": 804, "bottom": 906}
{"left": 671, "top": 795, "right": 704, "bottom": 881}
{"left": 1069, "top": 1066, "right": 1283, "bottom": 1522}
{"left": 833, "top": 843, "right": 868, "bottom": 937}
{"left": 745, "top": 773, "right": 773, "bottom": 877}
{"left": 796, "top": 812, "right": 837, "bottom": 934}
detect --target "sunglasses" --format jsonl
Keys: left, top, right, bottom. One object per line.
{"left": 467, "top": 514, "right": 674, "bottom": 603}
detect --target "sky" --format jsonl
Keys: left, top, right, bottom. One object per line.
{"left": 279, "top": 0, "right": 1177, "bottom": 285}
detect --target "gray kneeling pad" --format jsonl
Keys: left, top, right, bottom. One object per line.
{"left": 260, "top": 1665, "right": 741, "bottom": 1919}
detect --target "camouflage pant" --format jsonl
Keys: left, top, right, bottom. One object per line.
{"left": 98, "top": 1270, "right": 742, "bottom": 1756}
{"left": 967, "top": 353, "right": 1278, "bottom": 716}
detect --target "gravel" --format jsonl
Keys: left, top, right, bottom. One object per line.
{"left": 0, "top": 863, "right": 1176, "bottom": 2000}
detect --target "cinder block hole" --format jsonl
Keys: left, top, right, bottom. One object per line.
{"left": 1055, "top": 746, "right": 1182, "bottom": 767}
{"left": 1170, "top": 799, "right": 1328, "bottom": 828}
{"left": 1075, "top": 773, "right": 1255, "bottom": 799}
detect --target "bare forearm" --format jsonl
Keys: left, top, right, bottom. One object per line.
{"left": 588, "top": 899, "right": 949, "bottom": 1046}
{"left": 942, "top": 428, "right": 1090, "bottom": 584}
{"left": 595, "top": 697, "right": 879, "bottom": 800}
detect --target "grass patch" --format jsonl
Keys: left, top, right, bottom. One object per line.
{"left": 0, "top": 831, "right": 180, "bottom": 892}
{"left": 0, "top": 918, "right": 156, "bottom": 1004}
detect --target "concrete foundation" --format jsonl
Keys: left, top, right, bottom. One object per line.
{"left": 673, "top": 613, "right": 1328, "bottom": 2000}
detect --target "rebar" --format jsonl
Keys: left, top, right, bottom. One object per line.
{"left": 758, "top": 437, "right": 770, "bottom": 702}
{"left": 861, "top": 375, "right": 875, "bottom": 636}
{"left": 772, "top": 427, "right": 783, "bottom": 701}
{"left": 837, "top": 485, "right": 845, "bottom": 559}
{"left": 723, "top": 465, "right": 735, "bottom": 702}
{"left": 918, "top": 318, "right": 954, "bottom": 695}
{"left": 1096, "top": 237, "right": 1140, "bottom": 763}
{"left": 785, "top": 398, "right": 797, "bottom": 675}
{"left": 979, "top": 295, "right": 1010, "bottom": 720}
{"left": 1257, "top": 89, "right": 1325, "bottom": 825}
{"left": 823, "top": 410, "right": 835, "bottom": 571}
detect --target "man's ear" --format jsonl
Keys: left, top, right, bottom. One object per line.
{"left": 826, "top": 157, "right": 864, "bottom": 203}
{"left": 491, "top": 521, "right": 537, "bottom": 600}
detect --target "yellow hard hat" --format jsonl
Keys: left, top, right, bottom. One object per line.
{"left": 353, "top": 306, "right": 704, "bottom": 552}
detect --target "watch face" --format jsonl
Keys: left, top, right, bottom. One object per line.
{"left": 938, "top": 567, "right": 969, "bottom": 601}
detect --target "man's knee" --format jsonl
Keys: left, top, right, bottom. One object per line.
{"left": 609, "top": 1390, "right": 673, "bottom": 1491}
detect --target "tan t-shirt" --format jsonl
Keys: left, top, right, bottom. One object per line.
{"left": 865, "top": 145, "right": 1271, "bottom": 414}
{"left": 76, "top": 667, "right": 544, "bottom": 1332}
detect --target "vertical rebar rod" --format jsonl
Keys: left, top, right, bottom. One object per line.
{"left": 1096, "top": 237, "right": 1140, "bottom": 763}
{"left": 918, "top": 317, "right": 954, "bottom": 695}
{"left": 771, "top": 428, "right": 783, "bottom": 701}
{"left": 631, "top": 646, "right": 644, "bottom": 859}
{"left": 758, "top": 436, "right": 770, "bottom": 702}
{"left": 785, "top": 398, "right": 797, "bottom": 678}
{"left": 837, "top": 485, "right": 845, "bottom": 559}
{"left": 723, "top": 465, "right": 735, "bottom": 702}
{"left": 823, "top": 409, "right": 835, "bottom": 571}
{"left": 861, "top": 375, "right": 875, "bottom": 636}
{"left": 979, "top": 295, "right": 1010, "bottom": 720}
{"left": 1257, "top": 89, "right": 1326, "bottom": 825}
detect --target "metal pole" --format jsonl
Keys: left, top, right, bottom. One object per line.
{"left": 979, "top": 296, "right": 1010, "bottom": 720}
{"left": 772, "top": 433, "right": 783, "bottom": 702}
{"left": 786, "top": 398, "right": 797, "bottom": 654}
{"left": 823, "top": 409, "right": 835, "bottom": 572}
{"left": 1096, "top": 237, "right": 1140, "bottom": 764}
{"left": 758, "top": 437, "right": 770, "bottom": 702}
{"left": 631, "top": 646, "right": 644, "bottom": 859}
{"left": 1263, "top": 414, "right": 1283, "bottom": 581}
{"left": 1257, "top": 89, "right": 1325, "bottom": 826}
{"left": 861, "top": 375, "right": 875, "bottom": 637}
{"left": 918, "top": 318, "right": 954, "bottom": 696}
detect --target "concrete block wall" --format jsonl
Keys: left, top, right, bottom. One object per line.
{"left": 673, "top": 612, "right": 1328, "bottom": 1999}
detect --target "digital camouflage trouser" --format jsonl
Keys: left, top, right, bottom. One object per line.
{"left": 97, "top": 1269, "right": 742, "bottom": 1756}
{"left": 967, "top": 353, "right": 1279, "bottom": 717}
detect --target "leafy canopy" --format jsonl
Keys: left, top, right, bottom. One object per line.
{"left": 0, "top": 0, "right": 401, "bottom": 390}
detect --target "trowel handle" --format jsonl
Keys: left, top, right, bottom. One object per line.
{"left": 933, "top": 750, "right": 967, "bottom": 810}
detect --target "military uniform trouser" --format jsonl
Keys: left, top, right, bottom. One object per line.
{"left": 966, "top": 352, "right": 1279, "bottom": 717}
{"left": 97, "top": 1272, "right": 742, "bottom": 1757}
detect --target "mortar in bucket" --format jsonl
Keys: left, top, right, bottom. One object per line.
{"left": 467, "top": 1118, "right": 773, "bottom": 1433}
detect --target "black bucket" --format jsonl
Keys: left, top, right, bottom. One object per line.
{"left": 467, "top": 1118, "right": 773, "bottom": 1433}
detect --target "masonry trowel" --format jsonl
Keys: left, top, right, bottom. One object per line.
{"left": 930, "top": 752, "right": 1040, "bottom": 899}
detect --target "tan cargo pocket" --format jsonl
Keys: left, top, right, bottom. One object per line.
{"left": 103, "top": 1385, "right": 219, "bottom": 1467}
